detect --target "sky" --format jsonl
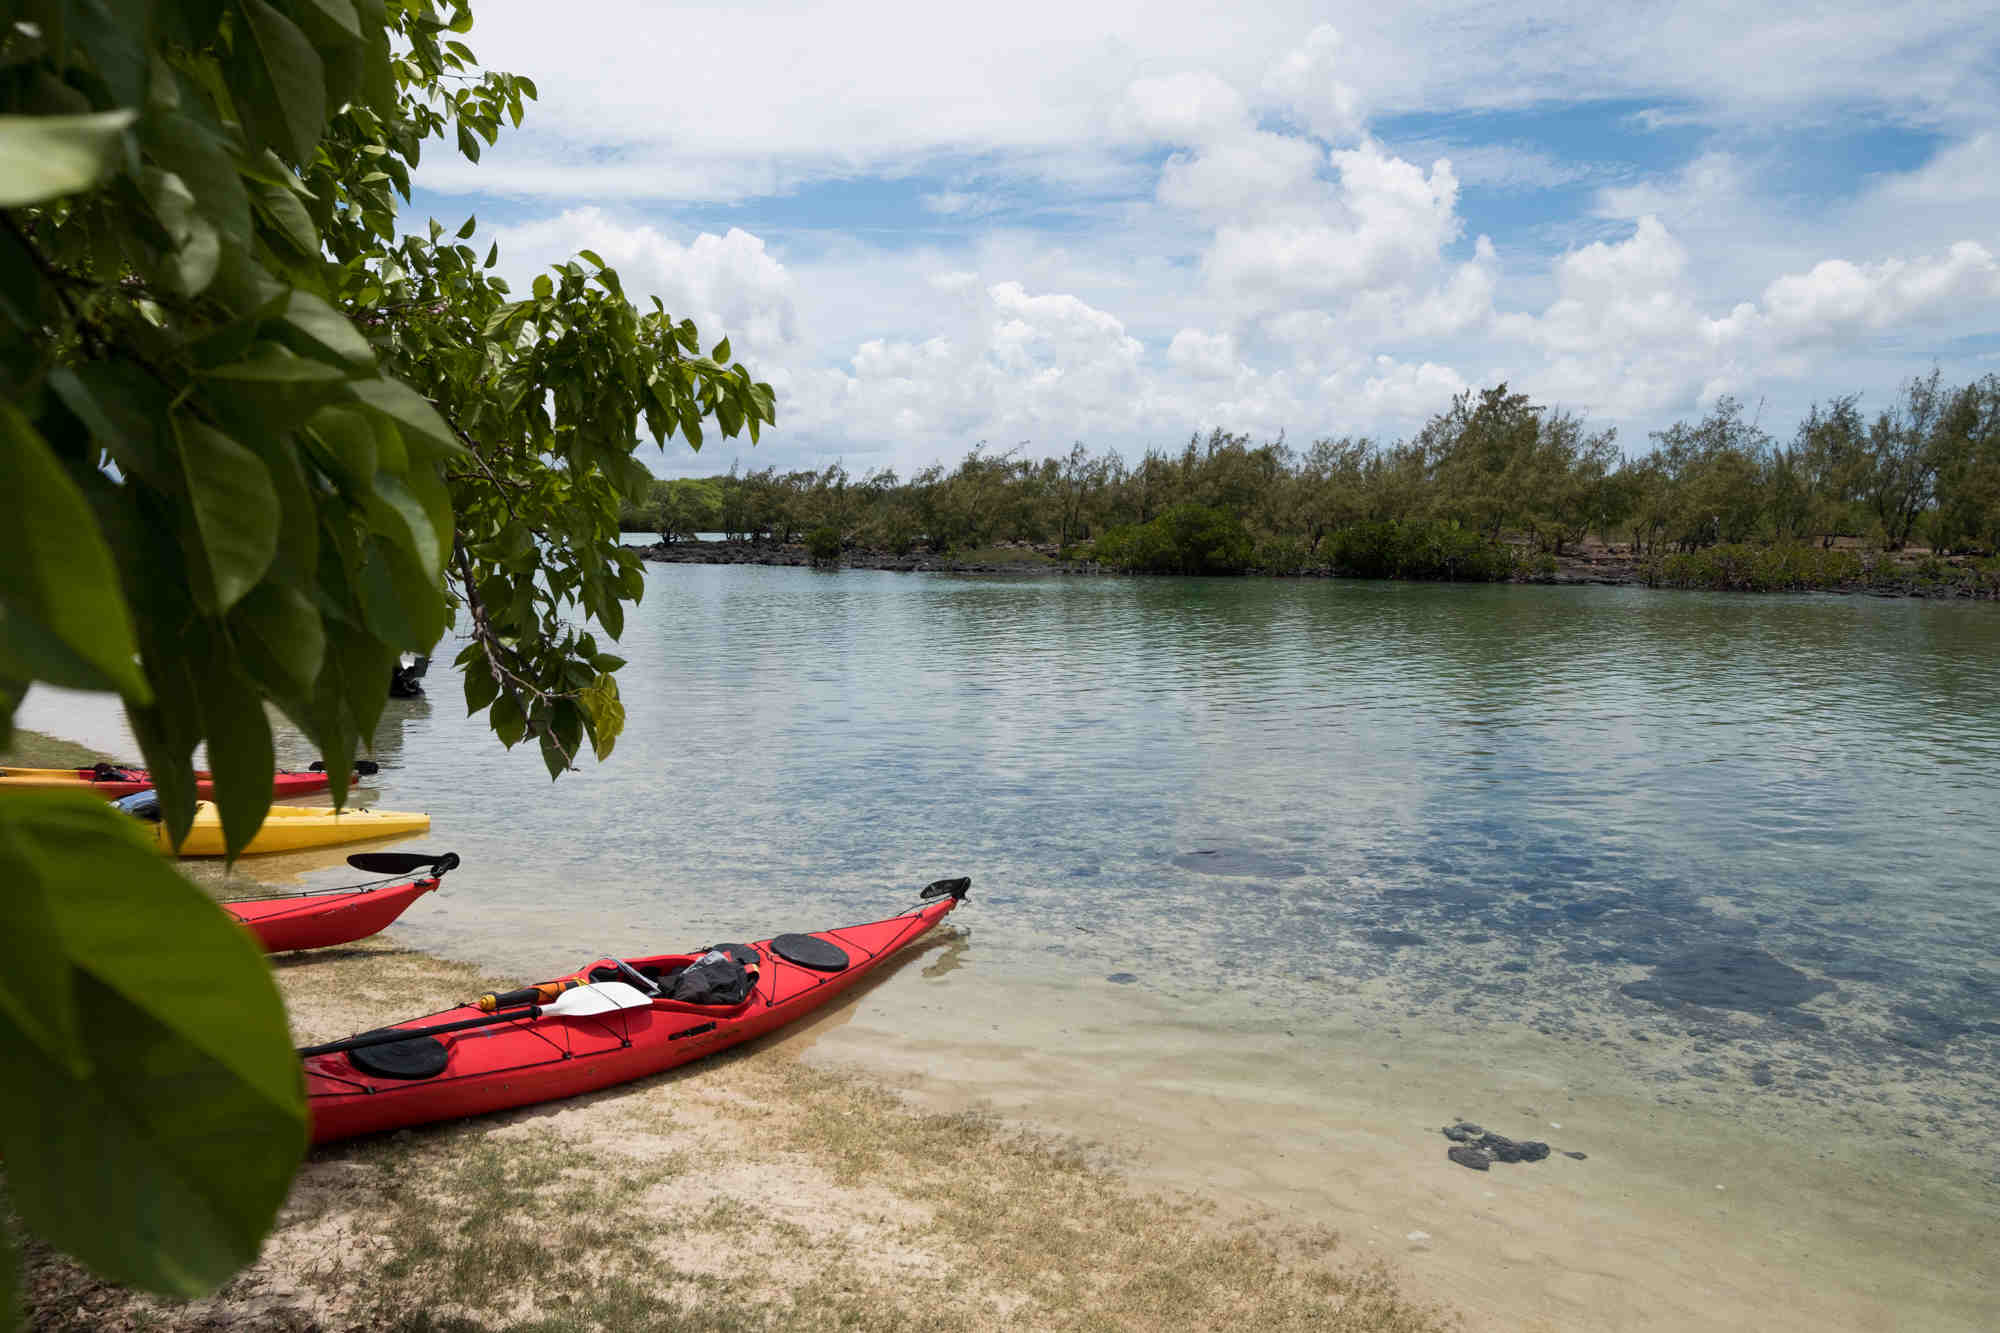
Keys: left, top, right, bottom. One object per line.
{"left": 410, "top": 1, "right": 2000, "bottom": 479}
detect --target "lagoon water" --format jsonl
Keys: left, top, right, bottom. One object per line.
{"left": 25, "top": 562, "right": 2000, "bottom": 1327}
{"left": 363, "top": 566, "right": 1998, "bottom": 1123}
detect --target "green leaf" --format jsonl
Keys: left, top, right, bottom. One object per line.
{"left": 488, "top": 689, "right": 525, "bottom": 747}
{"left": 461, "top": 650, "right": 498, "bottom": 716}
{"left": 204, "top": 345, "right": 348, "bottom": 384}
{"left": 354, "top": 535, "right": 446, "bottom": 650}
{"left": 0, "top": 404, "right": 150, "bottom": 700}
{"left": 711, "top": 336, "right": 730, "bottom": 363}
{"left": 0, "top": 110, "right": 136, "bottom": 206}
{"left": 72, "top": 0, "right": 153, "bottom": 107}
{"left": 142, "top": 111, "right": 254, "bottom": 257}
{"left": 532, "top": 273, "right": 552, "bottom": 301}
{"left": 456, "top": 213, "right": 476, "bottom": 238}
{"left": 484, "top": 240, "right": 497, "bottom": 268}
{"left": 250, "top": 177, "right": 320, "bottom": 256}
{"left": 366, "top": 469, "right": 445, "bottom": 578}
{"left": 0, "top": 827, "right": 84, "bottom": 1077}
{"left": 596, "top": 586, "right": 624, "bottom": 640}
{"left": 194, "top": 654, "right": 275, "bottom": 860}
{"left": 302, "top": 404, "right": 377, "bottom": 495}
{"left": 279, "top": 290, "right": 375, "bottom": 369}
{"left": 543, "top": 698, "right": 584, "bottom": 778}
{"left": 141, "top": 167, "right": 221, "bottom": 296}
{"left": 230, "top": 582, "right": 325, "bottom": 698}
{"left": 294, "top": 0, "right": 362, "bottom": 41}
{"left": 344, "top": 376, "right": 464, "bottom": 459}
{"left": 577, "top": 248, "right": 604, "bottom": 269}
{"left": 0, "top": 792, "right": 305, "bottom": 1297}
{"left": 579, "top": 673, "right": 624, "bottom": 761}
{"left": 176, "top": 419, "right": 280, "bottom": 614}
{"left": 240, "top": 0, "right": 326, "bottom": 162}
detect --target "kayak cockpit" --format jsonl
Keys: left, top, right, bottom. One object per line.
{"left": 588, "top": 943, "right": 762, "bottom": 1008}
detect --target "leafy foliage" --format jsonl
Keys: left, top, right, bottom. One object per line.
{"left": 1641, "top": 543, "right": 1867, "bottom": 592}
{"left": 804, "top": 525, "right": 842, "bottom": 567}
{"left": 663, "top": 373, "right": 2000, "bottom": 581}
{"left": 1090, "top": 503, "right": 1253, "bottom": 575}
{"left": 0, "top": 0, "right": 772, "bottom": 1314}
{"left": 1324, "top": 521, "right": 1520, "bottom": 581}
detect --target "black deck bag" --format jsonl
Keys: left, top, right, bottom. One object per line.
{"left": 664, "top": 949, "right": 754, "bottom": 1006}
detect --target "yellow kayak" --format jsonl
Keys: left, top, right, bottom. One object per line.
{"left": 112, "top": 792, "right": 430, "bottom": 856}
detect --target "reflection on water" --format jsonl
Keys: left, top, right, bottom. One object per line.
{"left": 44, "top": 565, "right": 2000, "bottom": 1162}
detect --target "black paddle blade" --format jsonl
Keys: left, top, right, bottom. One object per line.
{"left": 921, "top": 876, "right": 971, "bottom": 900}
{"left": 347, "top": 851, "right": 460, "bottom": 875}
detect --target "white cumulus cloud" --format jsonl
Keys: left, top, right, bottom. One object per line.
{"left": 1263, "top": 24, "right": 1366, "bottom": 144}
{"left": 1761, "top": 243, "right": 2000, "bottom": 340}
{"left": 495, "top": 209, "right": 801, "bottom": 358}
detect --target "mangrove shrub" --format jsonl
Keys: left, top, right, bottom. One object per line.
{"left": 1326, "top": 521, "right": 1519, "bottom": 581}
{"left": 1091, "top": 503, "right": 1253, "bottom": 574}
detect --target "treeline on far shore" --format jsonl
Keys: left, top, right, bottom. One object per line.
{"left": 620, "top": 371, "right": 2000, "bottom": 593}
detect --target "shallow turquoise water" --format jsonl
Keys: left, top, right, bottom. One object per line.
{"left": 271, "top": 564, "right": 2000, "bottom": 1159}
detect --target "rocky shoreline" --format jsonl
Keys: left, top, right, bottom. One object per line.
{"left": 633, "top": 538, "right": 1995, "bottom": 597}
{"left": 635, "top": 536, "right": 1649, "bottom": 582}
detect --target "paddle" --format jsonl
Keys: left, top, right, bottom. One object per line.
{"left": 308, "top": 760, "right": 381, "bottom": 775}
{"left": 299, "top": 981, "right": 655, "bottom": 1059}
{"left": 345, "top": 851, "right": 461, "bottom": 876}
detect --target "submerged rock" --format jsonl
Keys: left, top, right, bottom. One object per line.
{"left": 1441, "top": 1121, "right": 1559, "bottom": 1171}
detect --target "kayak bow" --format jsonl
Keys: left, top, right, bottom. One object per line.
{"left": 224, "top": 852, "right": 459, "bottom": 953}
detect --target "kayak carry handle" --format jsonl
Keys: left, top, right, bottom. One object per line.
{"left": 921, "top": 877, "right": 970, "bottom": 901}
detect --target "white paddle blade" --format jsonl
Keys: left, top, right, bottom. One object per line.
{"left": 545, "top": 981, "right": 655, "bottom": 1016}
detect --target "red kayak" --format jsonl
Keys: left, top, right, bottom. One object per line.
{"left": 0, "top": 759, "right": 378, "bottom": 800}
{"left": 225, "top": 852, "right": 457, "bottom": 953}
{"left": 302, "top": 878, "right": 969, "bottom": 1143}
